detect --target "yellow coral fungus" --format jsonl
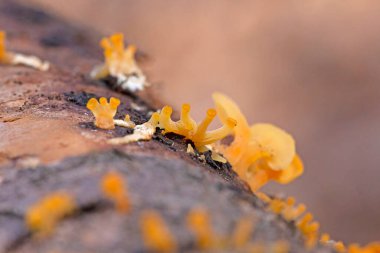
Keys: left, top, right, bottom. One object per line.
{"left": 212, "top": 92, "right": 303, "bottom": 191}
{"left": 87, "top": 97, "right": 120, "bottom": 130}
{"left": 140, "top": 210, "right": 177, "bottom": 253}
{"left": 91, "top": 33, "right": 147, "bottom": 91}
{"left": 26, "top": 192, "right": 75, "bottom": 236}
{"left": 101, "top": 171, "right": 130, "bottom": 213}
{"left": 157, "top": 104, "right": 236, "bottom": 149}
{"left": 0, "top": 31, "right": 49, "bottom": 70}
{"left": 186, "top": 208, "right": 219, "bottom": 250}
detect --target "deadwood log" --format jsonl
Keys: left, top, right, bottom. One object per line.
{"left": 0, "top": 1, "right": 334, "bottom": 252}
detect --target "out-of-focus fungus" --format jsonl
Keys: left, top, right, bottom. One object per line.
{"left": 25, "top": 192, "right": 75, "bottom": 237}
{"left": 212, "top": 92, "right": 303, "bottom": 191}
{"left": 90, "top": 33, "right": 147, "bottom": 92}
{"left": 101, "top": 171, "right": 130, "bottom": 213}
{"left": 186, "top": 208, "right": 219, "bottom": 250}
{"left": 87, "top": 97, "right": 120, "bottom": 129}
{"left": 140, "top": 210, "right": 177, "bottom": 253}
{"left": 0, "top": 31, "right": 49, "bottom": 70}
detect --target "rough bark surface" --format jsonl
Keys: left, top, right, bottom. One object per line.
{"left": 0, "top": 1, "right": 334, "bottom": 252}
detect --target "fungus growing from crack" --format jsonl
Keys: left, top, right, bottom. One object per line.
{"left": 140, "top": 210, "right": 177, "bottom": 253}
{"left": 86, "top": 97, "right": 120, "bottom": 129}
{"left": 157, "top": 104, "right": 236, "bottom": 150}
{"left": 108, "top": 112, "right": 159, "bottom": 144}
{"left": 0, "top": 31, "right": 49, "bottom": 71}
{"left": 101, "top": 171, "right": 130, "bottom": 213}
{"left": 25, "top": 191, "right": 75, "bottom": 237}
{"left": 212, "top": 92, "right": 303, "bottom": 191}
{"left": 90, "top": 33, "right": 147, "bottom": 92}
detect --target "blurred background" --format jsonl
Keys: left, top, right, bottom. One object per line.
{"left": 26, "top": 0, "right": 380, "bottom": 244}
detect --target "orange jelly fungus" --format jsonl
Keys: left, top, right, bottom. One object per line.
{"left": 231, "top": 216, "right": 255, "bottom": 248}
{"left": 186, "top": 208, "right": 219, "bottom": 250}
{"left": 101, "top": 171, "right": 130, "bottom": 213}
{"left": 0, "top": 31, "right": 11, "bottom": 64}
{"left": 93, "top": 33, "right": 139, "bottom": 79}
{"left": 25, "top": 192, "right": 75, "bottom": 236}
{"left": 87, "top": 97, "right": 120, "bottom": 130}
{"left": 212, "top": 92, "right": 303, "bottom": 191}
{"left": 157, "top": 103, "right": 236, "bottom": 149}
{"left": 140, "top": 210, "right": 177, "bottom": 253}
{"left": 296, "top": 212, "right": 320, "bottom": 249}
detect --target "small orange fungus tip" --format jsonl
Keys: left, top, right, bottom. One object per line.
{"left": 0, "top": 31, "right": 49, "bottom": 70}
{"left": 347, "top": 242, "right": 380, "bottom": 253}
{"left": 157, "top": 103, "right": 236, "bottom": 150}
{"left": 140, "top": 210, "right": 177, "bottom": 253}
{"left": 26, "top": 192, "right": 75, "bottom": 237}
{"left": 91, "top": 33, "right": 147, "bottom": 92}
{"left": 186, "top": 208, "right": 218, "bottom": 250}
{"left": 211, "top": 92, "right": 303, "bottom": 191}
{"left": 86, "top": 97, "right": 120, "bottom": 130}
{"left": 108, "top": 112, "right": 158, "bottom": 145}
{"left": 320, "top": 233, "right": 330, "bottom": 244}
{"left": 231, "top": 216, "right": 255, "bottom": 248}
{"left": 272, "top": 240, "right": 290, "bottom": 253}
{"left": 101, "top": 171, "right": 130, "bottom": 213}
{"left": 296, "top": 212, "right": 320, "bottom": 249}
{"left": 334, "top": 241, "right": 346, "bottom": 253}
{"left": 256, "top": 192, "right": 271, "bottom": 203}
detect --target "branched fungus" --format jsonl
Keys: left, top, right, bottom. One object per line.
{"left": 157, "top": 104, "right": 236, "bottom": 150}
{"left": 90, "top": 33, "right": 147, "bottom": 92}
{"left": 101, "top": 171, "right": 130, "bottom": 213}
{"left": 212, "top": 92, "right": 303, "bottom": 191}
{"left": 0, "top": 31, "right": 49, "bottom": 71}
{"left": 140, "top": 210, "right": 177, "bottom": 253}
{"left": 87, "top": 97, "right": 120, "bottom": 129}
{"left": 25, "top": 192, "right": 75, "bottom": 237}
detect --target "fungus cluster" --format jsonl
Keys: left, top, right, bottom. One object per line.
{"left": 0, "top": 31, "right": 49, "bottom": 70}
{"left": 101, "top": 171, "right": 131, "bottom": 213}
{"left": 157, "top": 104, "right": 236, "bottom": 149}
{"left": 90, "top": 33, "right": 147, "bottom": 92}
{"left": 25, "top": 192, "right": 75, "bottom": 236}
{"left": 212, "top": 93, "right": 303, "bottom": 191}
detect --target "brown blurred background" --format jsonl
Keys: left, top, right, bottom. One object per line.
{"left": 26, "top": 0, "right": 380, "bottom": 244}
